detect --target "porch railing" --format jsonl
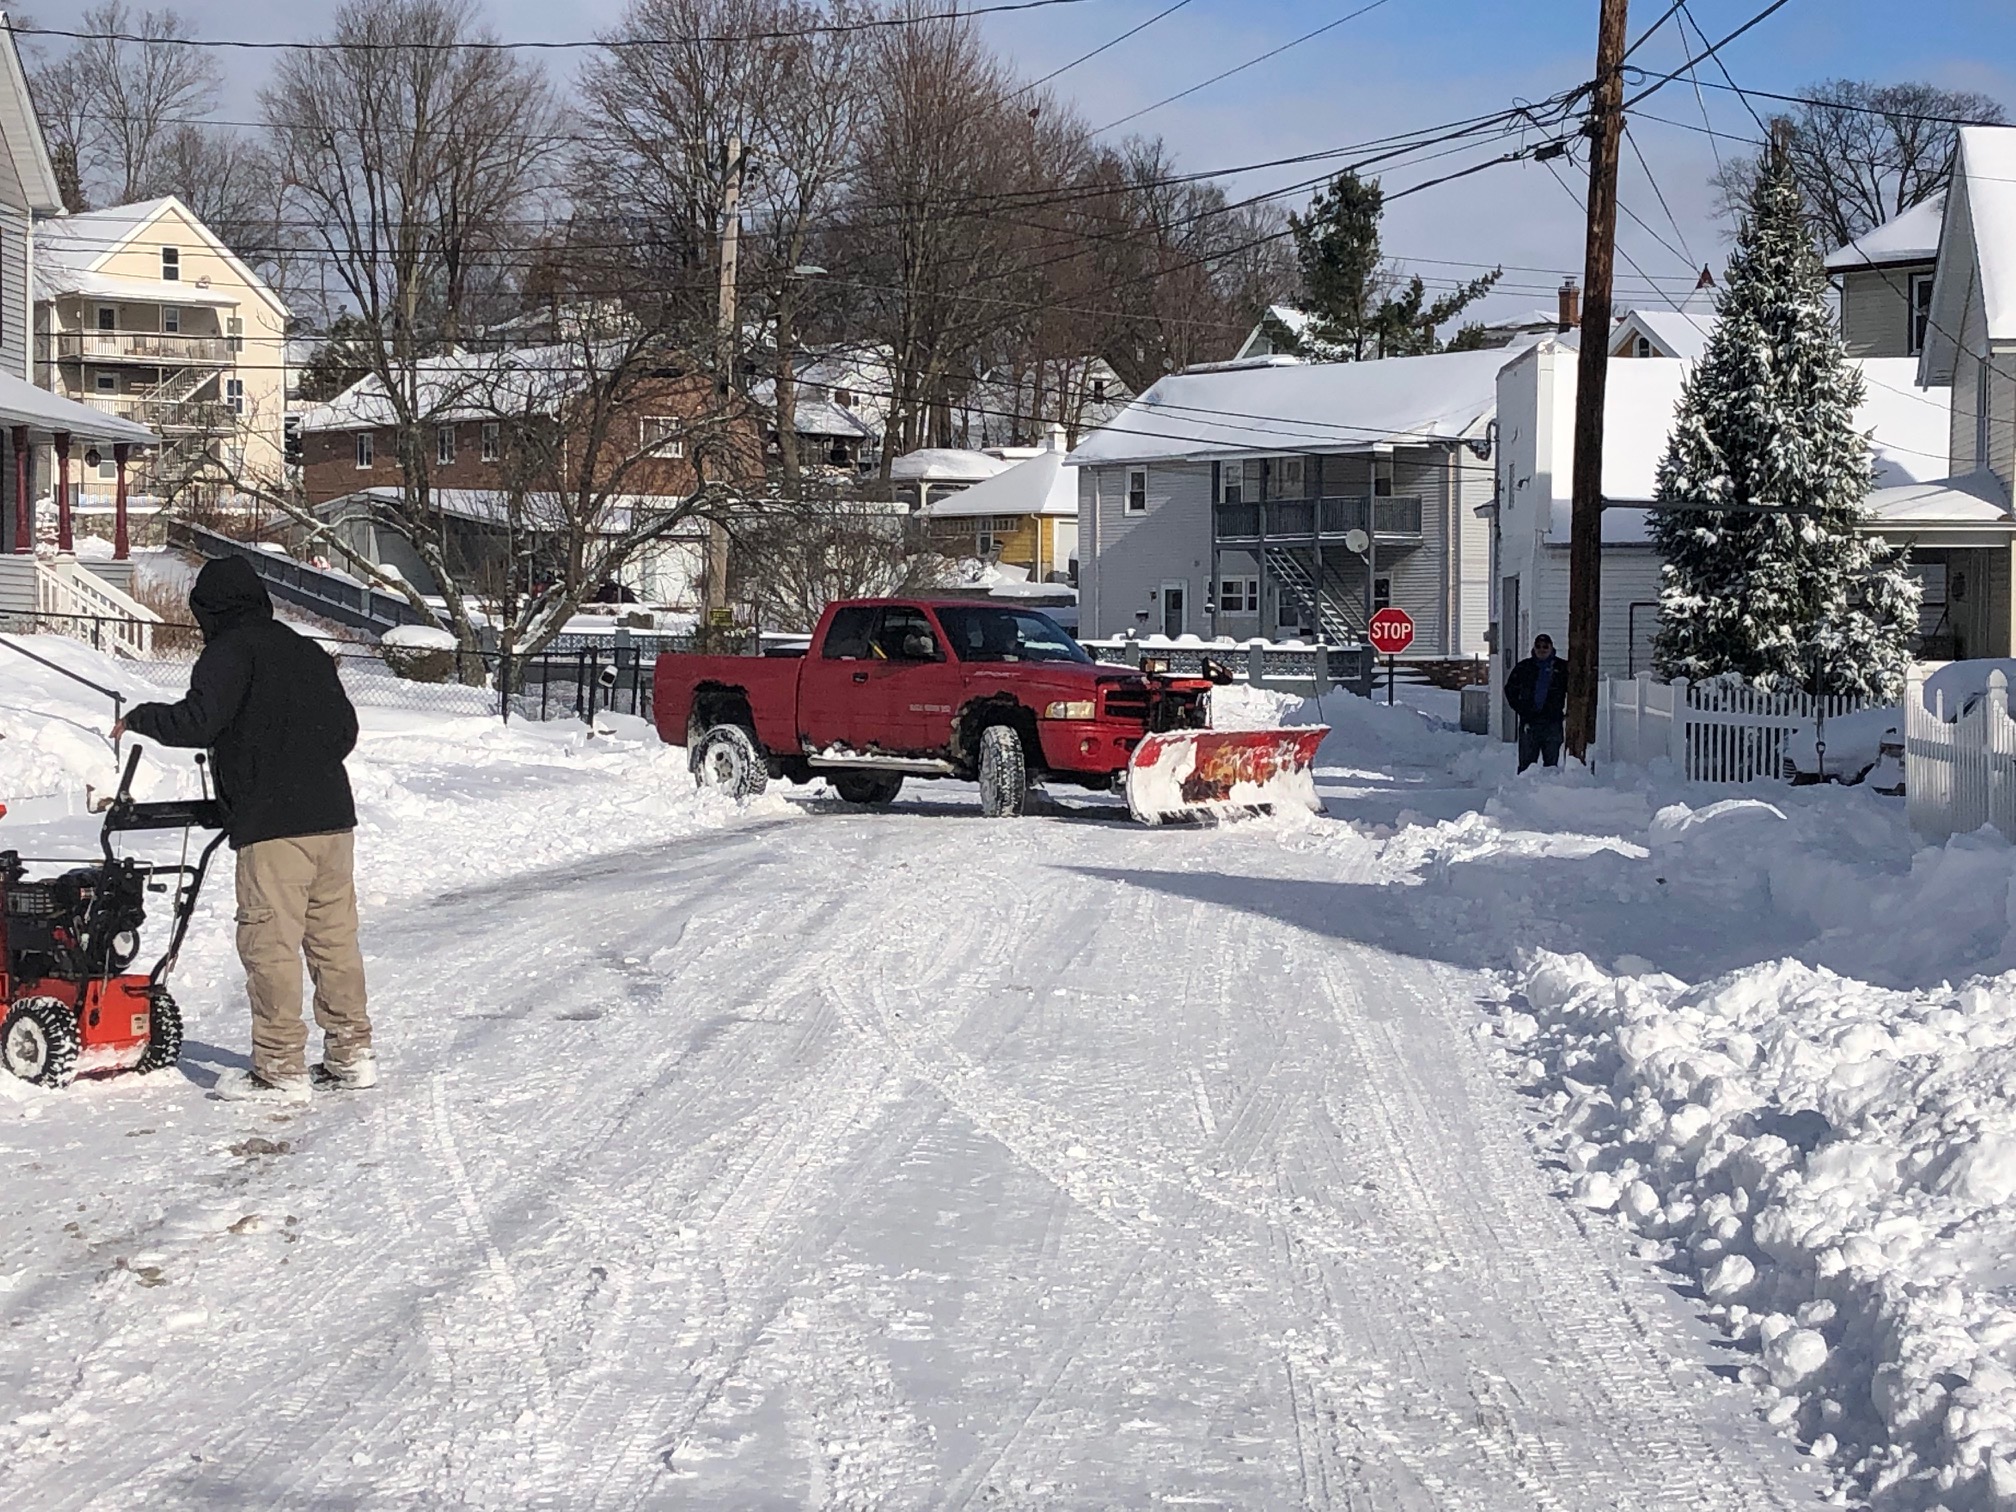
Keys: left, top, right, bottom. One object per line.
{"left": 1215, "top": 494, "right": 1424, "bottom": 542}
{"left": 54, "top": 331, "right": 234, "bottom": 365}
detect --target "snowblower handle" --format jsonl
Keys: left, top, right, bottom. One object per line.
{"left": 101, "top": 748, "right": 227, "bottom": 836}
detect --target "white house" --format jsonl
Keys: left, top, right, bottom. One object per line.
{"left": 1068, "top": 349, "right": 1503, "bottom": 650}
{"left": 1485, "top": 340, "right": 1957, "bottom": 737}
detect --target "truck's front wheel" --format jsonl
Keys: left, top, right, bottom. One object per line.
{"left": 977, "top": 724, "right": 1030, "bottom": 818}
{"left": 691, "top": 724, "right": 769, "bottom": 799}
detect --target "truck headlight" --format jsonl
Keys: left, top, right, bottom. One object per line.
{"left": 1043, "top": 699, "right": 1096, "bottom": 720}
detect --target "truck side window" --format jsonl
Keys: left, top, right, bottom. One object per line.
{"left": 874, "top": 606, "right": 941, "bottom": 662}
{"left": 823, "top": 606, "right": 878, "bottom": 659}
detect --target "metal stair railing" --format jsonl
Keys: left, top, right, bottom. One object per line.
{"left": 1263, "top": 545, "right": 1359, "bottom": 645}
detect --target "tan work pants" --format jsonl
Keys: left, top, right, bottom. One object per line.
{"left": 235, "top": 831, "right": 372, "bottom": 1082}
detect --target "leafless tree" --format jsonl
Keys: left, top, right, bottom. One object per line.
{"left": 136, "top": 125, "right": 294, "bottom": 286}
{"left": 1713, "top": 81, "right": 2009, "bottom": 250}
{"left": 260, "top": 0, "right": 563, "bottom": 651}
{"left": 731, "top": 492, "right": 945, "bottom": 631}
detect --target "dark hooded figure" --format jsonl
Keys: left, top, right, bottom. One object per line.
{"left": 118, "top": 557, "right": 374, "bottom": 1103}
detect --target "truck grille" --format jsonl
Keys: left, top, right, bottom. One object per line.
{"left": 1100, "top": 684, "right": 1149, "bottom": 722}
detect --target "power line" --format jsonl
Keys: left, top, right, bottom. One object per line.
{"left": 1008, "top": 0, "right": 1196, "bottom": 99}
{"left": 1622, "top": 120, "right": 1695, "bottom": 268}
{"left": 1620, "top": 0, "right": 1689, "bottom": 64}
{"left": 11, "top": 1, "right": 1102, "bottom": 53}
{"left": 1675, "top": 74, "right": 2011, "bottom": 131}
{"left": 1676, "top": 1, "right": 1771, "bottom": 140}
{"left": 1621, "top": 0, "right": 1797, "bottom": 112}
{"left": 1092, "top": 0, "right": 1398, "bottom": 134}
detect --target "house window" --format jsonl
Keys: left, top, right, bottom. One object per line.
{"left": 355, "top": 432, "right": 374, "bottom": 469}
{"left": 160, "top": 246, "right": 180, "bottom": 282}
{"left": 97, "top": 457, "right": 117, "bottom": 481}
{"left": 1267, "top": 456, "right": 1305, "bottom": 500}
{"left": 481, "top": 422, "right": 500, "bottom": 462}
{"left": 1910, "top": 272, "right": 1935, "bottom": 357}
{"left": 1125, "top": 467, "right": 1147, "bottom": 514}
{"left": 833, "top": 388, "right": 852, "bottom": 407}
{"left": 1092, "top": 378, "right": 1107, "bottom": 403}
{"left": 1219, "top": 458, "right": 1262, "bottom": 503}
{"left": 437, "top": 424, "right": 455, "bottom": 465}
{"left": 1373, "top": 456, "right": 1395, "bottom": 498}
{"left": 227, "top": 315, "right": 243, "bottom": 354}
{"left": 1636, "top": 336, "right": 1652, "bottom": 358}
{"left": 1218, "top": 576, "right": 1259, "bottom": 615}
{"left": 96, "top": 306, "right": 116, "bottom": 332}
{"left": 94, "top": 372, "right": 117, "bottom": 392}
{"left": 226, "top": 378, "right": 244, "bottom": 415}
{"left": 162, "top": 306, "right": 181, "bottom": 334}
{"left": 1374, "top": 576, "right": 1392, "bottom": 610}
{"left": 640, "top": 416, "right": 685, "bottom": 457}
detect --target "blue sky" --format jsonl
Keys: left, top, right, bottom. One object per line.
{"left": 108, "top": 1, "right": 2016, "bottom": 328}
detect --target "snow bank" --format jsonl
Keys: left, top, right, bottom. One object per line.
{"left": 1502, "top": 949, "right": 2016, "bottom": 1508}
{"left": 380, "top": 624, "right": 458, "bottom": 651}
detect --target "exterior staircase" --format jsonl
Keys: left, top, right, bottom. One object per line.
{"left": 0, "top": 554, "right": 162, "bottom": 657}
{"left": 1263, "top": 545, "right": 1368, "bottom": 643}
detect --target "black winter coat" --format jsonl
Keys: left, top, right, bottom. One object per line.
{"left": 125, "top": 557, "right": 359, "bottom": 849}
{"left": 1504, "top": 654, "right": 1570, "bottom": 723}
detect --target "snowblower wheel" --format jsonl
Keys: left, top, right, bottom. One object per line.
{"left": 136, "top": 989, "right": 184, "bottom": 1074}
{"left": 691, "top": 723, "right": 769, "bottom": 799}
{"left": 832, "top": 772, "right": 904, "bottom": 805}
{"left": 2, "top": 997, "right": 83, "bottom": 1089}
{"left": 977, "top": 723, "right": 1030, "bottom": 818}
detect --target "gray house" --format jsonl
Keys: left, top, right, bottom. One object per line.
{"left": 1067, "top": 350, "right": 1502, "bottom": 653}
{"left": 1828, "top": 194, "right": 1942, "bottom": 360}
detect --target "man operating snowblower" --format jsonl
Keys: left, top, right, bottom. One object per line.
{"left": 114, "top": 556, "right": 374, "bottom": 1104}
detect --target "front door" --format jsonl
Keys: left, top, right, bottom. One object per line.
{"left": 1160, "top": 580, "right": 1187, "bottom": 639}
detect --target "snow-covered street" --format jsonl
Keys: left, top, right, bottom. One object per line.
{"left": 0, "top": 643, "right": 1836, "bottom": 1509}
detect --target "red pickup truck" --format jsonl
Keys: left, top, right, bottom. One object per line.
{"left": 652, "top": 598, "right": 1219, "bottom": 817}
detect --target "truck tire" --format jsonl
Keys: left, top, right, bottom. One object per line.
{"left": 832, "top": 772, "right": 904, "bottom": 805}
{"left": 691, "top": 723, "right": 769, "bottom": 799}
{"left": 2, "top": 997, "right": 82, "bottom": 1088}
{"left": 977, "top": 724, "right": 1030, "bottom": 818}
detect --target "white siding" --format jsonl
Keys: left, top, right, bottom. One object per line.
{"left": 1081, "top": 460, "right": 1213, "bottom": 637}
{"left": 1454, "top": 446, "right": 1494, "bottom": 656}
{"left": 0, "top": 204, "right": 25, "bottom": 380}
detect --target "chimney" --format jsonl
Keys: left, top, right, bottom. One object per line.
{"left": 1557, "top": 278, "right": 1581, "bottom": 332}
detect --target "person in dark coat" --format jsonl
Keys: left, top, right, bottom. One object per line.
{"left": 1504, "top": 633, "right": 1569, "bottom": 772}
{"left": 115, "top": 557, "right": 374, "bottom": 1103}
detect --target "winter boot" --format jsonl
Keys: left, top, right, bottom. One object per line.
{"left": 311, "top": 1049, "right": 378, "bottom": 1091}
{"left": 213, "top": 1068, "right": 312, "bottom": 1105}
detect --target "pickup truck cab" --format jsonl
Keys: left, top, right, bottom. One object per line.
{"left": 652, "top": 598, "right": 1213, "bottom": 815}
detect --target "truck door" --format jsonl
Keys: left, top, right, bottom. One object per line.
{"left": 873, "top": 605, "right": 962, "bottom": 753}
{"left": 798, "top": 604, "right": 889, "bottom": 753}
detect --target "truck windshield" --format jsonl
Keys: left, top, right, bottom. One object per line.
{"left": 935, "top": 606, "right": 1091, "bottom": 665}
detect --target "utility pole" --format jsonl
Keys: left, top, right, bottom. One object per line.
{"left": 705, "top": 134, "right": 746, "bottom": 625}
{"left": 1564, "top": 0, "right": 1630, "bottom": 761}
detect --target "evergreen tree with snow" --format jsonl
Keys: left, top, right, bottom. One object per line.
{"left": 1648, "top": 146, "right": 1918, "bottom": 701}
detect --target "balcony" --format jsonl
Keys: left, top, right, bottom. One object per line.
{"left": 1214, "top": 494, "right": 1424, "bottom": 543}
{"left": 55, "top": 331, "right": 234, "bottom": 365}
{"left": 82, "top": 393, "right": 236, "bottom": 433}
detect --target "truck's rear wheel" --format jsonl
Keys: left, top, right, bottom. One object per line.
{"left": 691, "top": 724, "right": 768, "bottom": 799}
{"left": 832, "top": 772, "right": 904, "bottom": 805}
{"left": 977, "top": 724, "right": 1030, "bottom": 818}
{"left": 2, "top": 997, "right": 81, "bottom": 1088}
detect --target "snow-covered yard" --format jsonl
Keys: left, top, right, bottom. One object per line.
{"left": 5, "top": 634, "right": 2015, "bottom": 1507}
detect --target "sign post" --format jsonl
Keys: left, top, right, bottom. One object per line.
{"left": 1367, "top": 608, "right": 1414, "bottom": 705}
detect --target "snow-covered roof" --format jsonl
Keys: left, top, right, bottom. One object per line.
{"left": 34, "top": 195, "right": 288, "bottom": 316}
{"left": 1540, "top": 354, "right": 1952, "bottom": 544}
{"left": 1825, "top": 195, "right": 1945, "bottom": 271}
{"left": 1067, "top": 347, "right": 1505, "bottom": 467}
{"left": 888, "top": 448, "right": 1009, "bottom": 484}
{"left": 745, "top": 377, "right": 873, "bottom": 439}
{"left": 1610, "top": 309, "right": 1713, "bottom": 361}
{"left": 1866, "top": 470, "right": 2012, "bottom": 525}
{"left": 298, "top": 345, "right": 619, "bottom": 432}
{"left": 1923, "top": 129, "right": 2016, "bottom": 384}
{"left": 318, "top": 486, "right": 706, "bottom": 536}
{"left": 0, "top": 370, "right": 154, "bottom": 444}
{"left": 923, "top": 441, "right": 1076, "bottom": 518}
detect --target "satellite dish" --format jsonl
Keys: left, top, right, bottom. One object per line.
{"left": 1343, "top": 528, "right": 1370, "bottom": 554}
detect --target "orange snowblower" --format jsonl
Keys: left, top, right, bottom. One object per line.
{"left": 1, "top": 748, "right": 227, "bottom": 1088}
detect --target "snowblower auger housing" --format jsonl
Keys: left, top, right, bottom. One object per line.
{"left": 0, "top": 748, "right": 227, "bottom": 1088}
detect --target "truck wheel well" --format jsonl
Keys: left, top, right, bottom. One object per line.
{"left": 688, "top": 684, "right": 757, "bottom": 747}
{"left": 955, "top": 696, "right": 1040, "bottom": 772}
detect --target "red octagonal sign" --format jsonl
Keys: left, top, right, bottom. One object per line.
{"left": 1367, "top": 607, "right": 1415, "bottom": 656}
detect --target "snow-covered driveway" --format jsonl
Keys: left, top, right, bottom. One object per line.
{"left": 0, "top": 785, "right": 1818, "bottom": 1510}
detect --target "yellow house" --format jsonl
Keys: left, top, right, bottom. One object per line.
{"left": 34, "top": 195, "right": 289, "bottom": 511}
{"left": 920, "top": 434, "right": 1081, "bottom": 582}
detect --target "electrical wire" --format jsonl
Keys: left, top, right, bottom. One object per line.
{"left": 1621, "top": 0, "right": 1797, "bottom": 112}
{"left": 1007, "top": 0, "right": 1196, "bottom": 100}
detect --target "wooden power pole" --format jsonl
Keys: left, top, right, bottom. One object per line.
{"left": 1564, "top": 0, "right": 1630, "bottom": 760}
{"left": 705, "top": 134, "right": 746, "bottom": 623}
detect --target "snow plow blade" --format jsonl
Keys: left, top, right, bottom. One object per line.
{"left": 1125, "top": 726, "right": 1328, "bottom": 825}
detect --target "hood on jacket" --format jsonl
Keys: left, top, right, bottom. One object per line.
{"left": 188, "top": 555, "right": 275, "bottom": 642}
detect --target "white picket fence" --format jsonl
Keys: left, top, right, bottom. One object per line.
{"left": 1904, "top": 666, "right": 2016, "bottom": 841}
{"left": 1597, "top": 674, "right": 1862, "bottom": 783}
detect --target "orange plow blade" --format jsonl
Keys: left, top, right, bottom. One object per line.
{"left": 1124, "top": 726, "right": 1329, "bottom": 825}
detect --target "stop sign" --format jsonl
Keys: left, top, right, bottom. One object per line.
{"left": 1367, "top": 607, "right": 1415, "bottom": 656}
